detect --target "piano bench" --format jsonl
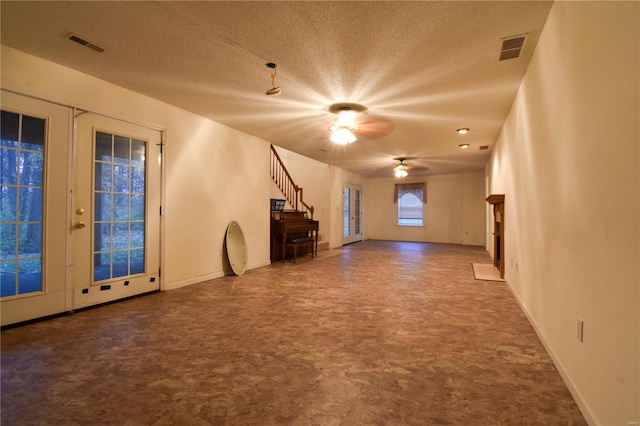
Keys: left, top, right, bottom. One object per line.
{"left": 285, "top": 237, "right": 315, "bottom": 264}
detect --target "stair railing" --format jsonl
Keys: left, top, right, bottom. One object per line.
{"left": 270, "top": 145, "right": 314, "bottom": 219}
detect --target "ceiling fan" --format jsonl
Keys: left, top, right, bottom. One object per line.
{"left": 393, "top": 157, "right": 429, "bottom": 178}
{"left": 327, "top": 102, "right": 395, "bottom": 144}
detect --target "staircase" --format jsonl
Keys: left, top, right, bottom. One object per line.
{"left": 270, "top": 145, "right": 314, "bottom": 219}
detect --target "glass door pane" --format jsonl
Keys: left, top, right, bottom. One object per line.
{"left": 343, "top": 187, "right": 350, "bottom": 238}
{"left": 342, "top": 184, "right": 362, "bottom": 245}
{"left": 93, "top": 131, "right": 146, "bottom": 282}
{"left": 1, "top": 92, "right": 69, "bottom": 326}
{"left": 354, "top": 189, "right": 361, "bottom": 235}
{"left": 1, "top": 110, "right": 45, "bottom": 297}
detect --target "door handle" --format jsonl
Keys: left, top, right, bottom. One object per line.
{"left": 74, "top": 221, "right": 86, "bottom": 230}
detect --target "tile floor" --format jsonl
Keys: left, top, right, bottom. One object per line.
{"left": 1, "top": 241, "right": 586, "bottom": 425}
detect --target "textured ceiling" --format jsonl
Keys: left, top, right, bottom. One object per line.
{"left": 1, "top": 1, "right": 553, "bottom": 178}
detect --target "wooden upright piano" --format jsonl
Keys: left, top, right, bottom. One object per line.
{"left": 270, "top": 210, "right": 319, "bottom": 263}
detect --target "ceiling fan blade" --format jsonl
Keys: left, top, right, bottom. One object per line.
{"left": 356, "top": 114, "right": 395, "bottom": 140}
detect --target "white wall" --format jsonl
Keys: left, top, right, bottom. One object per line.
{"left": 163, "top": 117, "right": 271, "bottom": 287}
{"left": 1, "top": 45, "right": 272, "bottom": 291}
{"left": 462, "top": 172, "right": 486, "bottom": 245}
{"left": 366, "top": 172, "right": 485, "bottom": 245}
{"left": 485, "top": 2, "right": 639, "bottom": 424}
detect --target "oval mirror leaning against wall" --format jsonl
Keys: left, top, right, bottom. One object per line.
{"left": 225, "top": 221, "right": 248, "bottom": 276}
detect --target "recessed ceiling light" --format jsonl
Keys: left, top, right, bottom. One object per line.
{"left": 459, "top": 144, "right": 470, "bottom": 149}
{"left": 456, "top": 128, "right": 470, "bottom": 134}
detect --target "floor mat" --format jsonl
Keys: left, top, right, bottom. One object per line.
{"left": 472, "top": 263, "right": 505, "bottom": 281}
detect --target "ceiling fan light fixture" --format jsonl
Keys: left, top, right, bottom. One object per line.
{"left": 394, "top": 168, "right": 408, "bottom": 178}
{"left": 394, "top": 160, "right": 409, "bottom": 178}
{"left": 330, "top": 128, "right": 357, "bottom": 145}
{"left": 329, "top": 109, "right": 359, "bottom": 144}
{"left": 334, "top": 109, "right": 357, "bottom": 129}
{"left": 328, "top": 102, "right": 367, "bottom": 145}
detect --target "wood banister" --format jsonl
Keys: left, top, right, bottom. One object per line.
{"left": 270, "top": 145, "right": 314, "bottom": 219}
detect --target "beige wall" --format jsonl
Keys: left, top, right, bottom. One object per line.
{"left": 365, "top": 172, "right": 485, "bottom": 245}
{"left": 486, "top": 2, "right": 639, "bottom": 424}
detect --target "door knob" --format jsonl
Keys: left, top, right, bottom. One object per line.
{"left": 74, "top": 221, "right": 86, "bottom": 230}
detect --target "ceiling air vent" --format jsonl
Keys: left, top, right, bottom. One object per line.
{"left": 66, "top": 33, "right": 106, "bottom": 53}
{"left": 480, "top": 145, "right": 490, "bottom": 150}
{"left": 499, "top": 34, "right": 527, "bottom": 61}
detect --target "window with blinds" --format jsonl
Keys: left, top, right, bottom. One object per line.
{"left": 395, "top": 182, "right": 426, "bottom": 226}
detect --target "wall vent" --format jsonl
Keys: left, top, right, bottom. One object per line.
{"left": 499, "top": 34, "right": 527, "bottom": 61}
{"left": 480, "top": 145, "right": 490, "bottom": 150}
{"left": 66, "top": 33, "right": 106, "bottom": 53}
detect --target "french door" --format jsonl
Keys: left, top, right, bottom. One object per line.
{"left": 342, "top": 183, "right": 362, "bottom": 245}
{"left": 1, "top": 92, "right": 70, "bottom": 326}
{"left": 1, "top": 93, "right": 162, "bottom": 325}
{"left": 72, "top": 112, "right": 161, "bottom": 309}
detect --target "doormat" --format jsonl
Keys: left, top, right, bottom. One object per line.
{"left": 472, "top": 263, "right": 505, "bottom": 282}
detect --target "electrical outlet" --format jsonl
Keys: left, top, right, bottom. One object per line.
{"left": 577, "top": 318, "right": 584, "bottom": 342}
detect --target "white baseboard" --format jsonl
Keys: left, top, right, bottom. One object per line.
{"left": 161, "top": 260, "right": 272, "bottom": 291}
{"left": 503, "top": 279, "right": 598, "bottom": 426}
{"left": 162, "top": 271, "right": 225, "bottom": 291}
{"left": 248, "top": 260, "right": 272, "bottom": 270}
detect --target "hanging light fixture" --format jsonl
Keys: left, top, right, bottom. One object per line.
{"left": 394, "top": 159, "right": 409, "bottom": 178}
{"left": 328, "top": 103, "right": 367, "bottom": 145}
{"left": 265, "top": 62, "right": 281, "bottom": 96}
